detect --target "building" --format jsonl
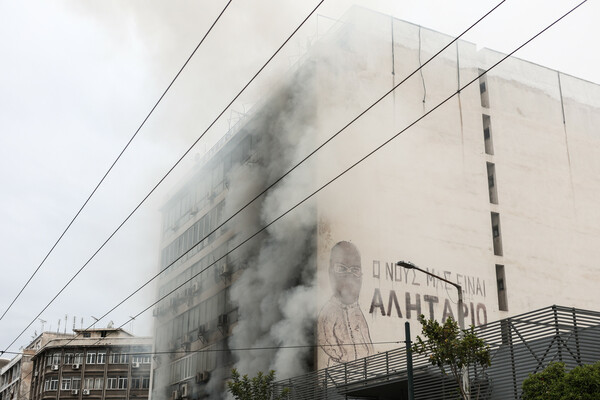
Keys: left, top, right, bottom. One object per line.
{"left": 1, "top": 332, "right": 71, "bottom": 400}
{"left": 28, "top": 328, "right": 152, "bottom": 400}
{"left": 1, "top": 354, "right": 25, "bottom": 400}
{"left": 151, "top": 6, "right": 600, "bottom": 399}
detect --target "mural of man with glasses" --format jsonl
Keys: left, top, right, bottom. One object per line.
{"left": 318, "top": 241, "right": 374, "bottom": 366}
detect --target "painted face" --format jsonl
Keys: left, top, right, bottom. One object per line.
{"left": 329, "top": 242, "right": 362, "bottom": 304}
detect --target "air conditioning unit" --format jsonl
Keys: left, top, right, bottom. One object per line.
{"left": 196, "top": 370, "right": 210, "bottom": 383}
{"left": 33, "top": 370, "right": 38, "bottom": 377}
{"left": 181, "top": 383, "right": 188, "bottom": 398}
{"left": 71, "top": 389, "right": 79, "bottom": 395}
{"left": 220, "top": 263, "right": 230, "bottom": 277}
{"left": 191, "top": 282, "right": 200, "bottom": 293}
{"left": 132, "top": 362, "right": 140, "bottom": 368}
{"left": 72, "top": 364, "right": 80, "bottom": 370}
{"left": 190, "top": 206, "right": 199, "bottom": 215}
{"left": 82, "top": 389, "right": 90, "bottom": 395}
{"left": 51, "top": 364, "right": 59, "bottom": 371}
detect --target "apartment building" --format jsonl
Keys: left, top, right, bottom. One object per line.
{"left": 29, "top": 328, "right": 151, "bottom": 400}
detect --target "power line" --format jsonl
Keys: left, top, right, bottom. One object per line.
{"left": 5, "top": 0, "right": 509, "bottom": 360}
{"left": 114, "top": 0, "right": 586, "bottom": 336}
{"left": 60, "top": 0, "right": 511, "bottom": 345}
{"left": 2, "top": 1, "right": 507, "bottom": 384}
{"left": 0, "top": 0, "right": 325, "bottom": 357}
{"left": 0, "top": 0, "right": 234, "bottom": 324}
{"left": 9, "top": 3, "right": 591, "bottom": 395}
{"left": 0, "top": 341, "right": 403, "bottom": 359}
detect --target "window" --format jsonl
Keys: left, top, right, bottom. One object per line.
{"left": 482, "top": 114, "right": 494, "bottom": 155}
{"left": 131, "top": 377, "right": 141, "bottom": 389}
{"left": 64, "top": 353, "right": 74, "bottom": 364}
{"left": 94, "top": 377, "right": 103, "bottom": 390}
{"left": 478, "top": 69, "right": 490, "bottom": 108}
{"left": 86, "top": 352, "right": 96, "bottom": 364}
{"left": 74, "top": 353, "right": 83, "bottom": 364}
{"left": 496, "top": 265, "right": 508, "bottom": 311}
{"left": 72, "top": 378, "right": 81, "bottom": 390}
{"left": 83, "top": 332, "right": 91, "bottom": 338}
{"left": 118, "top": 376, "right": 128, "bottom": 389}
{"left": 84, "top": 378, "right": 95, "bottom": 389}
{"left": 97, "top": 352, "right": 106, "bottom": 364}
{"left": 110, "top": 352, "right": 129, "bottom": 364}
{"left": 61, "top": 378, "right": 71, "bottom": 390}
{"left": 46, "top": 352, "right": 61, "bottom": 366}
{"left": 132, "top": 354, "right": 151, "bottom": 364}
{"left": 491, "top": 212, "right": 503, "bottom": 256}
{"left": 107, "top": 377, "right": 118, "bottom": 390}
{"left": 487, "top": 162, "right": 498, "bottom": 204}
{"left": 50, "top": 377, "right": 59, "bottom": 391}
{"left": 142, "top": 376, "right": 150, "bottom": 389}
{"left": 44, "top": 379, "right": 50, "bottom": 391}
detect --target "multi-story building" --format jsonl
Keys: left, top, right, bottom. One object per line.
{"left": 152, "top": 6, "right": 600, "bottom": 399}
{"left": 29, "top": 328, "right": 151, "bottom": 400}
{"left": 1, "top": 332, "right": 71, "bottom": 400}
{"left": 1, "top": 353, "right": 24, "bottom": 400}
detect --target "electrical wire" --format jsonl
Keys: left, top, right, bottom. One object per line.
{"left": 4, "top": 0, "right": 506, "bottom": 360}
{"left": 7, "top": 4, "right": 588, "bottom": 390}
{"left": 3, "top": 1, "right": 508, "bottom": 384}
{"left": 0, "top": 0, "right": 325, "bottom": 357}
{"left": 0, "top": 0, "right": 234, "bottom": 324}
{"left": 0, "top": 340, "right": 403, "bottom": 359}
{"left": 63, "top": 0, "right": 511, "bottom": 347}
{"left": 113, "top": 0, "right": 586, "bottom": 337}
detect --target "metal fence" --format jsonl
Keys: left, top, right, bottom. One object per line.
{"left": 274, "top": 305, "right": 600, "bottom": 400}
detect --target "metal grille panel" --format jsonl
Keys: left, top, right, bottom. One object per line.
{"left": 274, "top": 305, "right": 600, "bottom": 400}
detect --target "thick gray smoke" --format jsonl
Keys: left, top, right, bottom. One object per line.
{"left": 221, "top": 14, "right": 389, "bottom": 388}
{"left": 226, "top": 60, "right": 320, "bottom": 379}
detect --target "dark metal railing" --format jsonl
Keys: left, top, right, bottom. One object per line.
{"left": 274, "top": 305, "right": 600, "bottom": 400}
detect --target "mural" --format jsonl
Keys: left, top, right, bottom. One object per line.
{"left": 316, "top": 238, "right": 492, "bottom": 369}
{"left": 317, "top": 241, "right": 374, "bottom": 366}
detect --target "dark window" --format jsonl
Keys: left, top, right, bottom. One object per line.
{"left": 482, "top": 114, "right": 494, "bottom": 155}
{"left": 496, "top": 265, "right": 508, "bottom": 311}
{"left": 487, "top": 162, "right": 498, "bottom": 204}
{"left": 491, "top": 212, "right": 503, "bottom": 256}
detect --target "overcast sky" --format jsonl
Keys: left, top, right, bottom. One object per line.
{"left": 0, "top": 0, "right": 597, "bottom": 357}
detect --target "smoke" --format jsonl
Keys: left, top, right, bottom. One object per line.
{"left": 221, "top": 12, "right": 389, "bottom": 391}
{"left": 226, "top": 60, "right": 320, "bottom": 380}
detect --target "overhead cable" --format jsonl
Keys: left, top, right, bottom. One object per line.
{"left": 0, "top": 0, "right": 234, "bottom": 324}
{"left": 114, "top": 0, "right": 586, "bottom": 337}
{"left": 0, "top": 0, "right": 325, "bottom": 356}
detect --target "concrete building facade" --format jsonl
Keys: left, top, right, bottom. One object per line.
{"left": 151, "top": 7, "right": 600, "bottom": 399}
{"left": 28, "top": 329, "right": 151, "bottom": 400}
{"left": 1, "top": 332, "right": 72, "bottom": 400}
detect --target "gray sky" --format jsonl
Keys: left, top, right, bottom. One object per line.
{"left": 0, "top": 0, "right": 597, "bottom": 356}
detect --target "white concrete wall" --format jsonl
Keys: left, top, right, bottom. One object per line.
{"left": 310, "top": 10, "right": 600, "bottom": 369}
